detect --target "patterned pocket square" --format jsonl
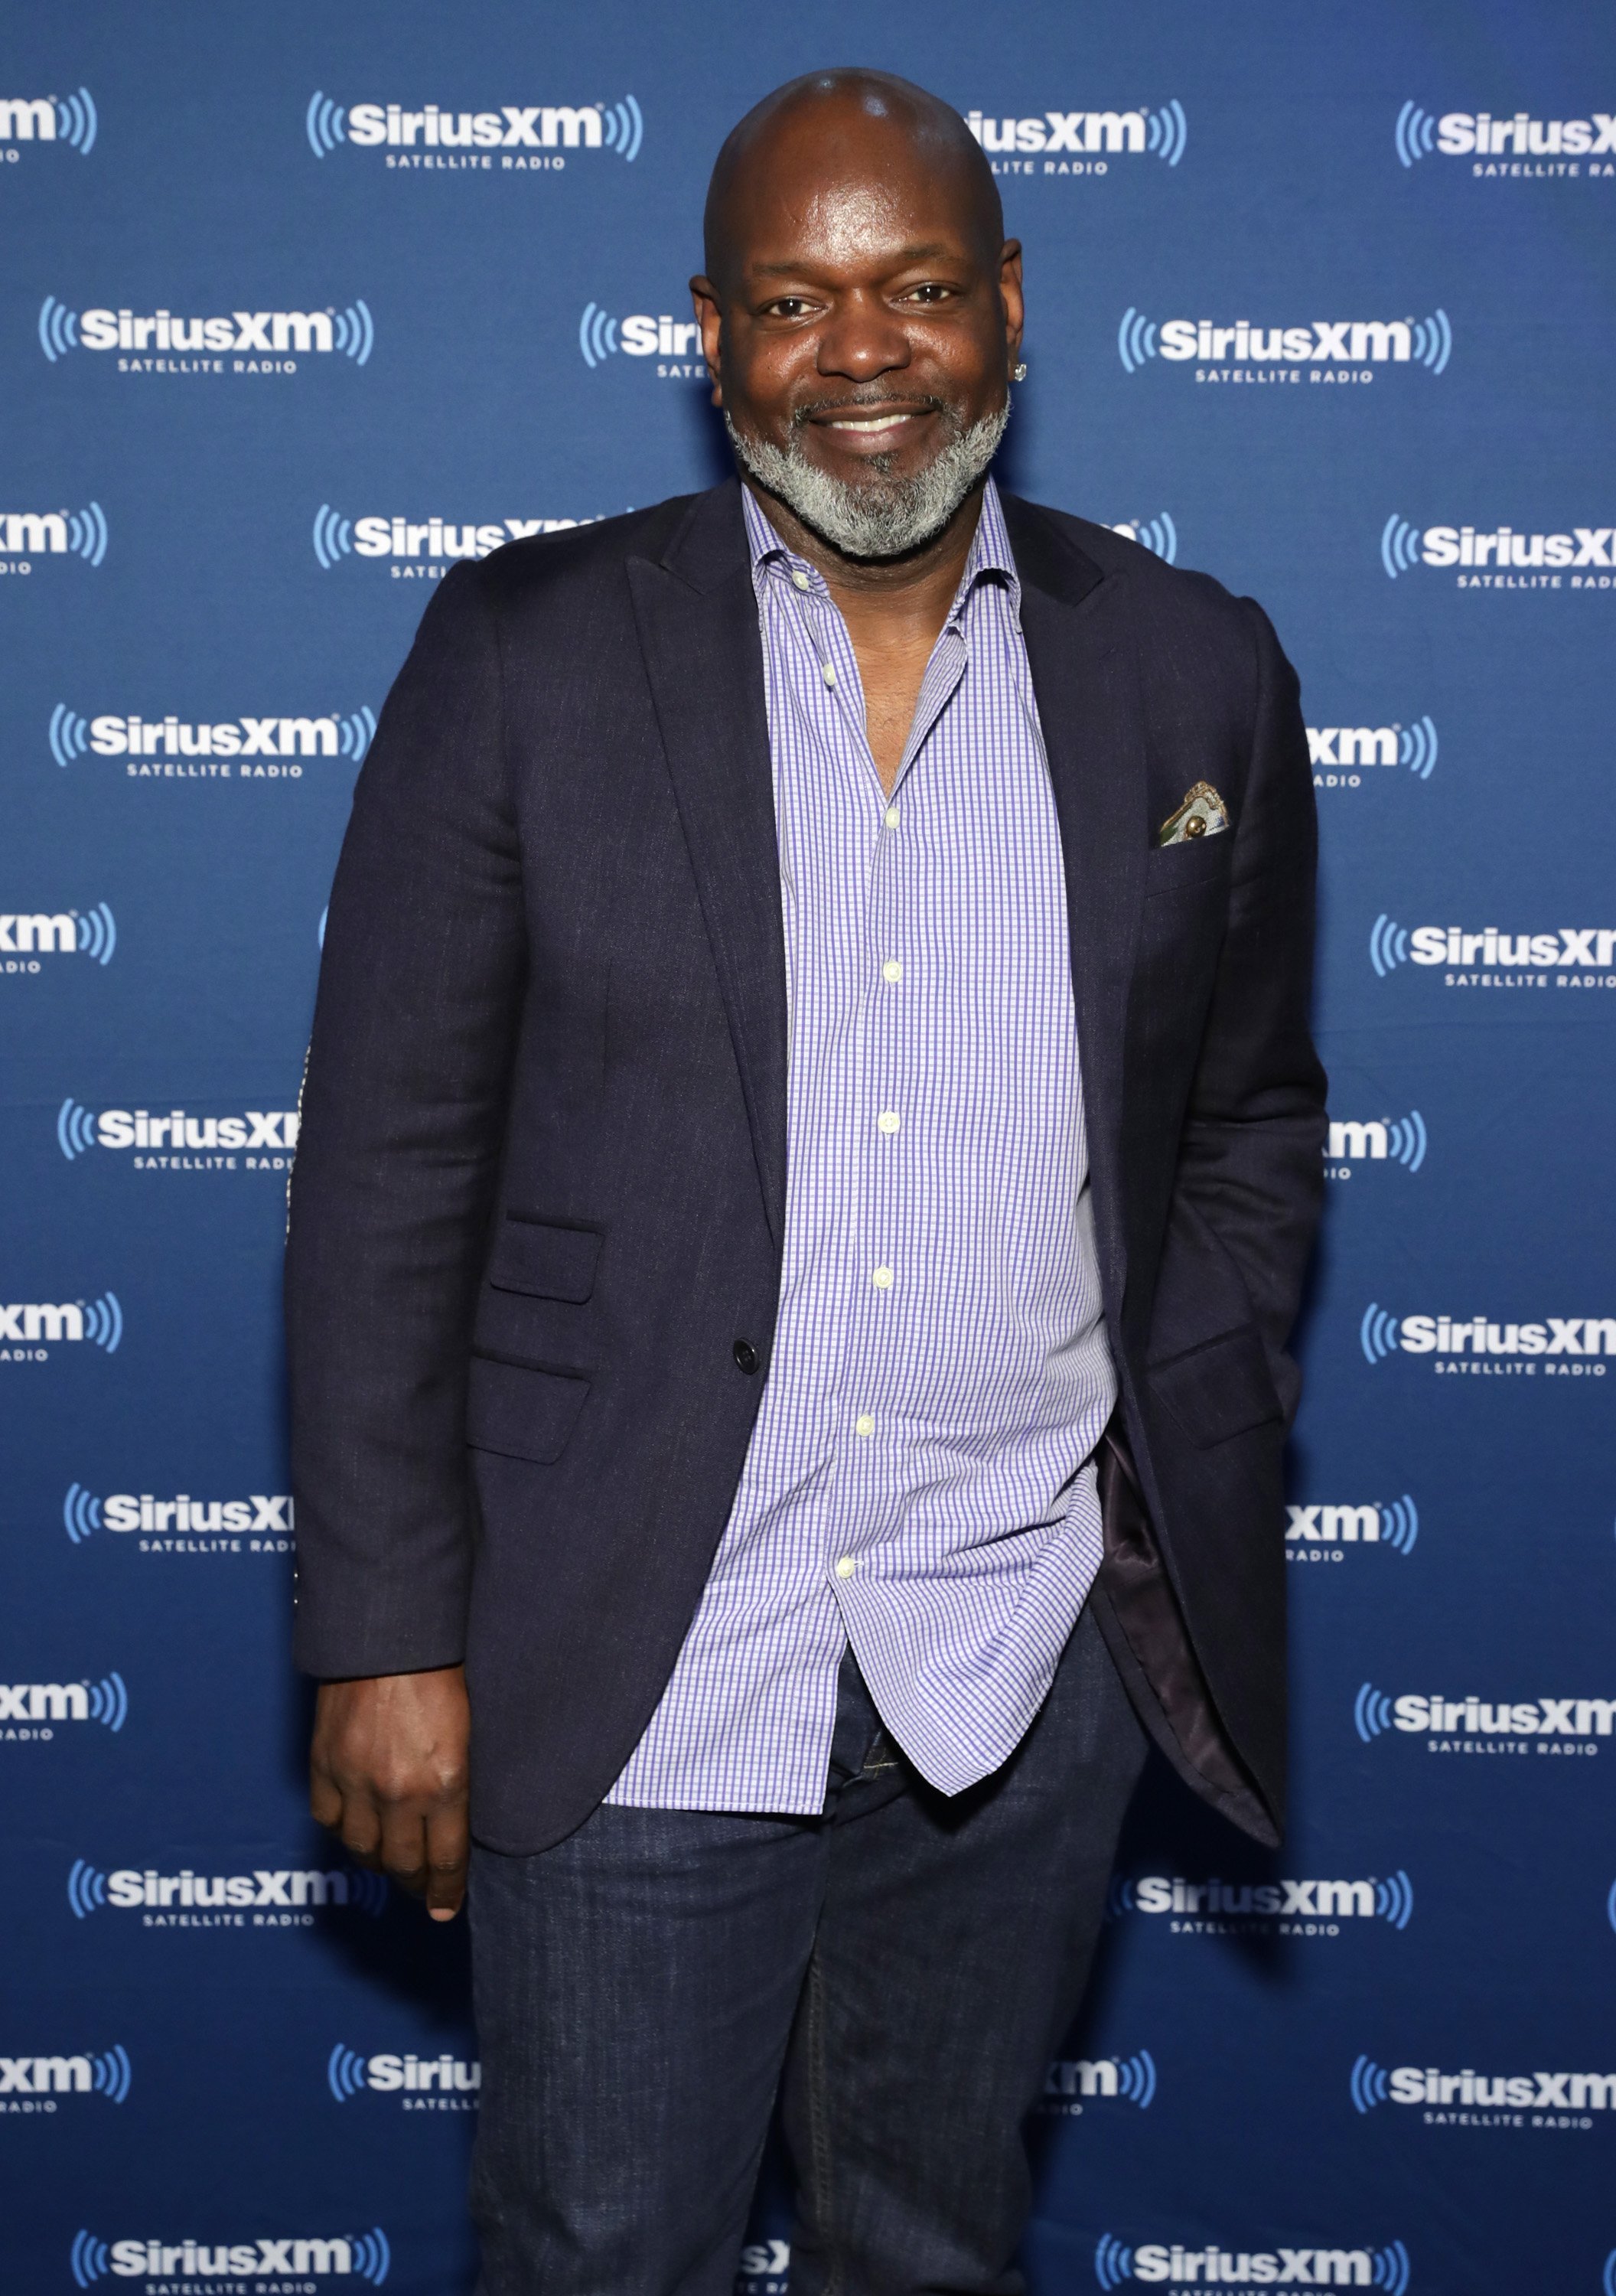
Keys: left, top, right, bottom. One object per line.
{"left": 1157, "top": 781, "right": 1230, "bottom": 846}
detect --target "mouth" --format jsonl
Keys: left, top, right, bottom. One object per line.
{"left": 823, "top": 410, "right": 919, "bottom": 435}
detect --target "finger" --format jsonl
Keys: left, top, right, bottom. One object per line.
{"left": 376, "top": 1803, "right": 432, "bottom": 1897}
{"left": 423, "top": 1798, "right": 471, "bottom": 1920}
{"left": 337, "top": 1792, "right": 385, "bottom": 1867}
{"left": 309, "top": 1766, "right": 344, "bottom": 1831}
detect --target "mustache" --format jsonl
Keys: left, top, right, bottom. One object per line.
{"left": 788, "top": 390, "right": 954, "bottom": 429}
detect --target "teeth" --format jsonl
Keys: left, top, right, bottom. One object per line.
{"left": 828, "top": 413, "right": 911, "bottom": 432}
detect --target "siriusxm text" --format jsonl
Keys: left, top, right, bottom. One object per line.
{"left": 86, "top": 716, "right": 350, "bottom": 758}
{"left": 1126, "top": 2247, "right": 1387, "bottom": 2287}
{"left": 1395, "top": 1316, "right": 1616, "bottom": 1356}
{"left": 1430, "top": 113, "right": 1616, "bottom": 157}
{"left": 1155, "top": 321, "right": 1437, "bottom": 364}
{"left": 1130, "top": 1877, "right": 1382, "bottom": 1917}
{"left": 1420, "top": 526, "right": 1616, "bottom": 569}
{"left": 100, "top": 1494, "right": 292, "bottom": 1533}
{"left": 1390, "top": 1696, "right": 1616, "bottom": 1735}
{"left": 966, "top": 109, "right": 1148, "bottom": 154}
{"left": 364, "top": 2053, "right": 481, "bottom": 2092}
{"left": 0, "top": 2056, "right": 100, "bottom": 2091}
{"left": 347, "top": 103, "right": 612, "bottom": 148}
{"left": 353, "top": 514, "right": 592, "bottom": 559}
{"left": 73, "top": 309, "right": 358, "bottom": 355}
{"left": 82, "top": 1110, "right": 298, "bottom": 1151}
{"left": 101, "top": 1867, "right": 355, "bottom": 1908}
{"left": 1407, "top": 928, "right": 1616, "bottom": 967}
{"left": 1386, "top": 2066, "right": 1616, "bottom": 2108}
{"left": 104, "top": 2238, "right": 368, "bottom": 2277}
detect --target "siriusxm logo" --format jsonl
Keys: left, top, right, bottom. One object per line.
{"left": 327, "top": 2044, "right": 481, "bottom": 2104}
{"left": 1308, "top": 719, "right": 1436, "bottom": 781}
{"left": 1355, "top": 1687, "right": 1616, "bottom": 1743}
{"left": 307, "top": 91, "right": 642, "bottom": 164}
{"left": 1041, "top": 2050, "right": 1157, "bottom": 2112}
{"left": 1325, "top": 1115, "right": 1427, "bottom": 1171}
{"left": 1352, "top": 2055, "right": 1616, "bottom": 2117}
{"left": 738, "top": 2242, "right": 790, "bottom": 2293}
{"left": 70, "top": 2229, "right": 390, "bottom": 2285}
{"left": 0, "top": 1675, "right": 127, "bottom": 1733}
{"left": 1382, "top": 517, "right": 1616, "bottom": 582}
{"left": 0, "top": 1296, "right": 122, "bottom": 1355}
{"left": 579, "top": 303, "right": 704, "bottom": 370}
{"left": 1107, "top": 514, "right": 1177, "bottom": 563}
{"left": 38, "top": 296, "right": 373, "bottom": 367}
{"left": 965, "top": 103, "right": 1185, "bottom": 169}
{"left": 1360, "top": 1306, "right": 1616, "bottom": 1367}
{"left": 0, "top": 92, "right": 96, "bottom": 152}
{"left": 1289, "top": 1499, "right": 1419, "bottom": 1554}
{"left": 1396, "top": 103, "right": 1616, "bottom": 168}
{"left": 67, "top": 1858, "right": 387, "bottom": 1919}
{"left": 58, "top": 1101, "right": 299, "bottom": 1159}
{"left": 312, "top": 506, "right": 597, "bottom": 570}
{"left": 63, "top": 1486, "right": 293, "bottom": 1545}
{"left": 0, "top": 2044, "right": 129, "bottom": 2108}
{"left": 50, "top": 705, "right": 373, "bottom": 772}
{"left": 1094, "top": 2232, "right": 1410, "bottom": 2291}
{"left": 1110, "top": 1873, "right": 1413, "bottom": 1929}
{"left": 0, "top": 504, "right": 106, "bottom": 565}
{"left": 0, "top": 903, "right": 116, "bottom": 966}
{"left": 1119, "top": 310, "right": 1450, "bottom": 375}
{"left": 1369, "top": 916, "right": 1616, "bottom": 978}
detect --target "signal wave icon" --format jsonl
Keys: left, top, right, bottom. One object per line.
{"left": 313, "top": 505, "right": 353, "bottom": 567}
{"left": 1354, "top": 1684, "right": 1395, "bottom": 1742}
{"left": 1373, "top": 1112, "right": 1428, "bottom": 1169}
{"left": 1116, "top": 308, "right": 1156, "bottom": 373}
{"left": 340, "top": 707, "right": 376, "bottom": 759}
{"left": 1409, "top": 310, "right": 1451, "bottom": 372}
{"left": 82, "top": 1293, "right": 124, "bottom": 1351}
{"left": 77, "top": 902, "right": 118, "bottom": 964}
{"left": 1378, "top": 1495, "right": 1419, "bottom": 1554}
{"left": 1360, "top": 1305, "right": 1402, "bottom": 1364}
{"left": 92, "top": 2044, "right": 132, "bottom": 2100}
{"left": 67, "top": 1859, "right": 108, "bottom": 1918}
{"left": 86, "top": 1673, "right": 129, "bottom": 1730}
{"left": 578, "top": 303, "right": 619, "bottom": 368}
{"left": 333, "top": 301, "right": 374, "bottom": 364}
{"left": 1115, "top": 2050, "right": 1157, "bottom": 2108}
{"left": 1350, "top": 2053, "right": 1391, "bottom": 2112}
{"left": 306, "top": 90, "right": 347, "bottom": 154}
{"left": 64, "top": 1484, "right": 102, "bottom": 1543}
{"left": 1380, "top": 517, "right": 1423, "bottom": 579}
{"left": 38, "top": 295, "right": 79, "bottom": 360}
{"left": 1605, "top": 2254, "right": 1616, "bottom": 2296}
{"left": 598, "top": 95, "right": 643, "bottom": 160}
{"left": 1395, "top": 102, "right": 1438, "bottom": 167}
{"left": 1093, "top": 2235, "right": 1135, "bottom": 2288}
{"left": 1368, "top": 915, "right": 1409, "bottom": 976}
{"left": 1145, "top": 100, "right": 1187, "bottom": 165}
{"left": 54, "top": 89, "right": 99, "bottom": 153}
{"left": 49, "top": 705, "right": 89, "bottom": 767}
{"left": 57, "top": 1099, "right": 97, "bottom": 1158}
{"left": 1399, "top": 717, "right": 1438, "bottom": 778}
{"left": 68, "top": 504, "right": 108, "bottom": 565}
{"left": 1375, "top": 1871, "right": 1416, "bottom": 1929}
{"left": 328, "top": 2042, "right": 368, "bottom": 2100}
{"left": 1114, "top": 514, "right": 1178, "bottom": 563}
{"left": 348, "top": 2229, "right": 392, "bottom": 2285}
{"left": 70, "top": 2232, "right": 110, "bottom": 2288}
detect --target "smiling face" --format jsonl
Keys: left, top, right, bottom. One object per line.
{"left": 695, "top": 75, "right": 1024, "bottom": 560}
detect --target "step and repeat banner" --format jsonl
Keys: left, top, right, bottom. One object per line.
{"left": 3, "top": 2, "right": 1613, "bottom": 2291}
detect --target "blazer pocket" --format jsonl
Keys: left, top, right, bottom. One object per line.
{"left": 467, "top": 1355, "right": 590, "bottom": 1464}
{"left": 487, "top": 1216, "right": 602, "bottom": 1303}
{"left": 1145, "top": 833, "right": 1233, "bottom": 894}
{"left": 1147, "top": 1324, "right": 1283, "bottom": 1450}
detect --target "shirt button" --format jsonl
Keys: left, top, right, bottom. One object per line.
{"left": 834, "top": 1555, "right": 858, "bottom": 1580}
{"left": 855, "top": 1412, "right": 875, "bottom": 1437}
{"left": 872, "top": 1265, "right": 894, "bottom": 1290}
{"left": 821, "top": 662, "right": 836, "bottom": 688}
{"left": 731, "top": 1339, "right": 760, "bottom": 1375}
{"left": 878, "top": 1110, "right": 900, "bottom": 1135}
{"left": 791, "top": 569, "right": 810, "bottom": 591}
{"left": 884, "top": 805, "right": 900, "bottom": 829}
{"left": 881, "top": 958, "right": 901, "bottom": 983}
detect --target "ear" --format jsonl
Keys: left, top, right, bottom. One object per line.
{"left": 691, "top": 276, "right": 725, "bottom": 407}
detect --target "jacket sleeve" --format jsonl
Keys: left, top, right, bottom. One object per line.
{"left": 1170, "top": 598, "right": 1328, "bottom": 1422}
{"left": 285, "top": 562, "right": 526, "bottom": 1678}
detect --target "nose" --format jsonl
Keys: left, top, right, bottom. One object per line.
{"left": 815, "top": 290, "right": 913, "bottom": 384}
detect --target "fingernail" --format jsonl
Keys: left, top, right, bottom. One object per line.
{"left": 429, "top": 1907, "right": 457, "bottom": 1922}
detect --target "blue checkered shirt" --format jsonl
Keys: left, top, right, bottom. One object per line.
{"left": 607, "top": 478, "right": 1116, "bottom": 1811}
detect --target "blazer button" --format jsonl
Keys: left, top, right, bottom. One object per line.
{"left": 732, "top": 1339, "right": 760, "bottom": 1375}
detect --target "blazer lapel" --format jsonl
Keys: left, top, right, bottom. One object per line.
{"left": 627, "top": 482, "right": 790, "bottom": 1246}
{"left": 1003, "top": 494, "right": 1148, "bottom": 1313}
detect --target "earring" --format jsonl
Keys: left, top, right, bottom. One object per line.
{"left": 1012, "top": 360, "right": 1028, "bottom": 381}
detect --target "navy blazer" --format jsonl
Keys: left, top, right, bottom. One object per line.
{"left": 285, "top": 479, "right": 1325, "bottom": 1853}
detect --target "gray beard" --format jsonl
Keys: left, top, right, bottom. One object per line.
{"left": 725, "top": 400, "right": 1009, "bottom": 562}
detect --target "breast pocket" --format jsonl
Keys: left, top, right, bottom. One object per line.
{"left": 1145, "top": 831, "right": 1234, "bottom": 896}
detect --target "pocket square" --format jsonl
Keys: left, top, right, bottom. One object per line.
{"left": 1157, "top": 781, "right": 1230, "bottom": 846}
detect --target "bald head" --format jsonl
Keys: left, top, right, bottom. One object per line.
{"left": 704, "top": 70, "right": 1003, "bottom": 290}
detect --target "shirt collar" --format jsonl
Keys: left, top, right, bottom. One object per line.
{"left": 742, "top": 475, "right": 1021, "bottom": 626}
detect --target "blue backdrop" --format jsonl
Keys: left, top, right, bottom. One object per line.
{"left": 5, "top": 4, "right": 1614, "bottom": 2291}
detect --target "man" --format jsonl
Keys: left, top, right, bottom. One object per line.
{"left": 289, "top": 68, "right": 1324, "bottom": 2296}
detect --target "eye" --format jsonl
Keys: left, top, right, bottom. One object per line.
{"left": 903, "top": 282, "right": 957, "bottom": 305}
{"left": 759, "top": 296, "right": 816, "bottom": 320}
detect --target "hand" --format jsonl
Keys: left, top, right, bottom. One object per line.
{"left": 310, "top": 1666, "right": 471, "bottom": 1920}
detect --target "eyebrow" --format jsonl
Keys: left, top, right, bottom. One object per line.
{"left": 748, "top": 243, "right": 959, "bottom": 278}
